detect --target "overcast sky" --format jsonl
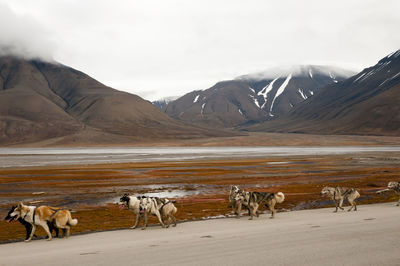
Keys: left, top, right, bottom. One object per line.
{"left": 0, "top": 0, "right": 399, "bottom": 100}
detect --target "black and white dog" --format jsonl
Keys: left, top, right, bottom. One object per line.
{"left": 4, "top": 205, "right": 59, "bottom": 240}
{"left": 119, "top": 194, "right": 144, "bottom": 229}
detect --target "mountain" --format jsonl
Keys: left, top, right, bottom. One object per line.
{"left": 153, "top": 96, "right": 179, "bottom": 111}
{"left": 0, "top": 56, "right": 231, "bottom": 145}
{"left": 248, "top": 50, "right": 400, "bottom": 136}
{"left": 164, "top": 65, "right": 354, "bottom": 128}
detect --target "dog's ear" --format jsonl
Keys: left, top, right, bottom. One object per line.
{"left": 18, "top": 202, "right": 23, "bottom": 208}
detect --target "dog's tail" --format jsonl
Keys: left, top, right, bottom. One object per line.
{"left": 67, "top": 212, "right": 78, "bottom": 226}
{"left": 275, "top": 192, "right": 285, "bottom": 203}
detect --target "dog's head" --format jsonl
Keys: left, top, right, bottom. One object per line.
{"left": 4, "top": 206, "right": 19, "bottom": 223}
{"left": 118, "top": 194, "right": 130, "bottom": 209}
{"left": 388, "top": 182, "right": 398, "bottom": 189}
{"left": 234, "top": 191, "right": 246, "bottom": 205}
{"left": 7, "top": 202, "right": 27, "bottom": 222}
{"left": 320, "top": 187, "right": 333, "bottom": 197}
{"left": 230, "top": 185, "right": 240, "bottom": 194}
{"left": 139, "top": 197, "right": 152, "bottom": 214}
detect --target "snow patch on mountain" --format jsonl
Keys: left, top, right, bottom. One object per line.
{"left": 201, "top": 103, "right": 206, "bottom": 115}
{"left": 249, "top": 94, "right": 261, "bottom": 108}
{"left": 270, "top": 74, "right": 292, "bottom": 113}
{"left": 258, "top": 77, "right": 279, "bottom": 108}
{"left": 298, "top": 88, "right": 308, "bottom": 100}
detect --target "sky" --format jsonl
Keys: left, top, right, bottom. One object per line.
{"left": 0, "top": 0, "right": 399, "bottom": 101}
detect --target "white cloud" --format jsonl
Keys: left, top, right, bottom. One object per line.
{"left": 0, "top": 2, "right": 56, "bottom": 61}
{"left": 1, "top": 0, "right": 399, "bottom": 100}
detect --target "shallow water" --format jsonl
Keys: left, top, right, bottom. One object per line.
{"left": 0, "top": 146, "right": 399, "bottom": 168}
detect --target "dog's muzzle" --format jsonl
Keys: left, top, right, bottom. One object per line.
{"left": 6, "top": 215, "right": 18, "bottom": 223}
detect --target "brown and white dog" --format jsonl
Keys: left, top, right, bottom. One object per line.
{"left": 153, "top": 197, "right": 178, "bottom": 228}
{"left": 235, "top": 190, "right": 285, "bottom": 219}
{"left": 10, "top": 202, "right": 78, "bottom": 241}
{"left": 321, "top": 186, "right": 360, "bottom": 212}
{"left": 377, "top": 181, "right": 400, "bottom": 206}
{"left": 138, "top": 197, "right": 165, "bottom": 230}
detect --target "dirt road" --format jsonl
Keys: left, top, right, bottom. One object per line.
{"left": 1, "top": 202, "right": 399, "bottom": 266}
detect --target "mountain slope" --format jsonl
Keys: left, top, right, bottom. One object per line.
{"left": 248, "top": 50, "right": 400, "bottom": 135}
{"left": 0, "top": 56, "right": 230, "bottom": 145}
{"left": 165, "top": 65, "right": 354, "bottom": 128}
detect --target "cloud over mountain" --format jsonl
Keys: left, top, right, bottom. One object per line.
{"left": 0, "top": 2, "right": 55, "bottom": 61}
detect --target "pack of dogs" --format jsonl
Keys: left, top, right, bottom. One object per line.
{"left": 3, "top": 181, "right": 399, "bottom": 242}
{"left": 118, "top": 194, "right": 178, "bottom": 230}
{"left": 229, "top": 185, "right": 285, "bottom": 219}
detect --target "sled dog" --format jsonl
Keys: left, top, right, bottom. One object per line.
{"left": 138, "top": 196, "right": 165, "bottom": 230}
{"left": 321, "top": 186, "right": 360, "bottom": 212}
{"left": 235, "top": 190, "right": 285, "bottom": 219}
{"left": 4, "top": 205, "right": 59, "bottom": 240}
{"left": 153, "top": 197, "right": 178, "bottom": 228}
{"left": 10, "top": 202, "right": 77, "bottom": 241}
{"left": 376, "top": 181, "right": 400, "bottom": 206}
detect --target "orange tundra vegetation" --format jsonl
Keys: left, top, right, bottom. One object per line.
{"left": 1, "top": 153, "right": 399, "bottom": 242}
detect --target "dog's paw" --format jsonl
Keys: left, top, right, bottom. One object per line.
{"left": 173, "top": 224, "right": 177, "bottom": 227}
{"left": 130, "top": 226, "right": 137, "bottom": 229}
{"left": 24, "top": 239, "right": 31, "bottom": 242}
{"left": 141, "top": 227, "right": 146, "bottom": 230}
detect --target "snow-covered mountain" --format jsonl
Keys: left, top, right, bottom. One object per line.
{"left": 152, "top": 96, "right": 179, "bottom": 111}
{"left": 248, "top": 50, "right": 400, "bottom": 136}
{"left": 164, "top": 65, "right": 355, "bottom": 128}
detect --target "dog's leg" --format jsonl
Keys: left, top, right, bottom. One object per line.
{"left": 41, "top": 222, "right": 52, "bottom": 241}
{"left": 338, "top": 198, "right": 344, "bottom": 210}
{"left": 165, "top": 215, "right": 171, "bottom": 228}
{"left": 397, "top": 198, "right": 400, "bottom": 206}
{"left": 269, "top": 202, "right": 276, "bottom": 219}
{"left": 65, "top": 225, "right": 71, "bottom": 238}
{"left": 254, "top": 203, "right": 259, "bottom": 218}
{"left": 347, "top": 198, "right": 354, "bottom": 212}
{"left": 248, "top": 204, "right": 255, "bottom": 220}
{"left": 354, "top": 201, "right": 357, "bottom": 211}
{"left": 24, "top": 223, "right": 32, "bottom": 240}
{"left": 155, "top": 211, "right": 165, "bottom": 228}
{"left": 132, "top": 214, "right": 140, "bottom": 229}
{"left": 255, "top": 203, "right": 260, "bottom": 218}
{"left": 142, "top": 213, "right": 148, "bottom": 230}
{"left": 171, "top": 215, "right": 177, "bottom": 227}
{"left": 26, "top": 224, "right": 36, "bottom": 242}
{"left": 236, "top": 203, "right": 242, "bottom": 218}
{"left": 333, "top": 200, "right": 338, "bottom": 212}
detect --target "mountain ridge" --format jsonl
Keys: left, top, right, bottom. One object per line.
{"left": 164, "top": 65, "right": 355, "bottom": 128}
{"left": 0, "top": 56, "right": 232, "bottom": 145}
